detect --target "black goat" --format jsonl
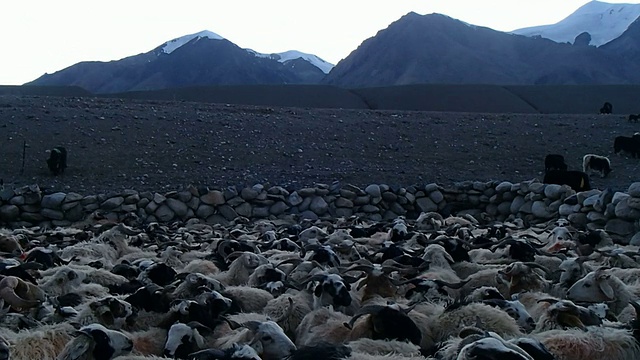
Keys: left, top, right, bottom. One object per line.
{"left": 600, "top": 102, "right": 613, "bottom": 114}
{"left": 46, "top": 146, "right": 67, "bottom": 175}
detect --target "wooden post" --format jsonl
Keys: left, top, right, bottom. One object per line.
{"left": 20, "top": 140, "right": 26, "bottom": 175}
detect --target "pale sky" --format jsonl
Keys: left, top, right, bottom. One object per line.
{"left": 0, "top": 0, "right": 638, "bottom": 85}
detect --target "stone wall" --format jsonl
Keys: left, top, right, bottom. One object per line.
{"left": 1, "top": 180, "right": 639, "bottom": 243}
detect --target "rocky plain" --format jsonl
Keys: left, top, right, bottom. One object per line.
{"left": 1, "top": 95, "right": 639, "bottom": 197}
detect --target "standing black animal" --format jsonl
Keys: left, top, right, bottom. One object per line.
{"left": 614, "top": 135, "right": 640, "bottom": 158}
{"left": 46, "top": 146, "right": 67, "bottom": 175}
{"left": 544, "top": 154, "right": 568, "bottom": 172}
{"left": 599, "top": 102, "right": 613, "bottom": 114}
{"left": 543, "top": 170, "right": 591, "bottom": 192}
{"left": 628, "top": 114, "right": 640, "bottom": 123}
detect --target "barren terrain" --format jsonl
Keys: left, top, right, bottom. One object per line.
{"left": 1, "top": 95, "right": 639, "bottom": 195}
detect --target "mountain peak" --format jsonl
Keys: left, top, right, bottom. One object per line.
{"left": 512, "top": 1, "right": 640, "bottom": 46}
{"left": 161, "top": 30, "right": 224, "bottom": 54}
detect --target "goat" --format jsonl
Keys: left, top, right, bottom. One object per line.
{"left": 614, "top": 135, "right": 640, "bottom": 158}
{"left": 544, "top": 154, "right": 568, "bottom": 172}
{"left": 583, "top": 154, "right": 612, "bottom": 178}
{"left": 46, "top": 146, "right": 67, "bottom": 176}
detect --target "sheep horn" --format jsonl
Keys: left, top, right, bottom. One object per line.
{"left": 274, "top": 297, "right": 295, "bottom": 324}
{"left": 297, "top": 274, "right": 328, "bottom": 287}
{"left": 224, "top": 251, "right": 247, "bottom": 262}
{"left": 343, "top": 305, "right": 386, "bottom": 329}
{"left": 241, "top": 321, "right": 262, "bottom": 333}
{"left": 217, "top": 240, "right": 235, "bottom": 259}
{"left": 523, "top": 262, "right": 550, "bottom": 274}
{"left": 0, "top": 277, "right": 41, "bottom": 309}
{"left": 433, "top": 278, "right": 470, "bottom": 289}
{"left": 341, "top": 264, "right": 374, "bottom": 273}
{"left": 536, "top": 298, "right": 560, "bottom": 304}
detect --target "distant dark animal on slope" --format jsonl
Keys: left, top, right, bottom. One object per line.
{"left": 543, "top": 170, "right": 591, "bottom": 192}
{"left": 582, "top": 154, "right": 612, "bottom": 178}
{"left": 614, "top": 135, "right": 640, "bottom": 158}
{"left": 628, "top": 114, "right": 640, "bottom": 122}
{"left": 46, "top": 146, "right": 67, "bottom": 175}
{"left": 599, "top": 102, "right": 613, "bottom": 114}
{"left": 544, "top": 154, "right": 568, "bottom": 172}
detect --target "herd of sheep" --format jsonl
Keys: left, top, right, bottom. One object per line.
{"left": 0, "top": 209, "right": 639, "bottom": 360}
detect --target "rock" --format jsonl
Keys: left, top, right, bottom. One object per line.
{"left": 559, "top": 204, "right": 579, "bottom": 217}
{"left": 353, "top": 196, "right": 370, "bottom": 206}
{"left": 299, "top": 210, "right": 319, "bottom": 221}
{"left": 21, "top": 212, "right": 45, "bottom": 223}
{"left": 630, "top": 232, "right": 640, "bottom": 246}
{"left": 577, "top": 190, "right": 600, "bottom": 205}
{"left": 101, "top": 197, "right": 125, "bottom": 211}
{"left": 23, "top": 191, "right": 42, "bottom": 205}
{"left": 196, "top": 205, "right": 216, "bottom": 219}
{"left": 41, "top": 192, "right": 66, "bottom": 209}
{"left": 628, "top": 182, "right": 640, "bottom": 197}
{"left": 486, "top": 204, "right": 499, "bottom": 217}
{"left": 510, "top": 196, "right": 525, "bottom": 214}
{"left": 389, "top": 202, "right": 407, "bottom": 215}
{"left": 382, "top": 192, "right": 397, "bottom": 203}
{"left": 0, "top": 189, "right": 14, "bottom": 201}
{"left": 299, "top": 197, "right": 312, "bottom": 212}
{"left": 298, "top": 188, "right": 316, "bottom": 197}
{"left": 9, "top": 196, "right": 24, "bottom": 206}
{"left": 218, "top": 205, "right": 239, "bottom": 221}
{"left": 605, "top": 219, "right": 636, "bottom": 236}
{"left": 252, "top": 207, "right": 270, "bottom": 218}
{"left": 568, "top": 212, "right": 588, "bottom": 227}
{"left": 594, "top": 188, "right": 614, "bottom": 213}
{"left": 532, "top": 200, "right": 553, "bottom": 219}
{"left": 365, "top": 184, "right": 381, "bottom": 198}
{"left": 416, "top": 197, "right": 437, "bottom": 213}
{"left": 586, "top": 211, "right": 607, "bottom": 223}
{"left": 360, "top": 205, "right": 380, "bottom": 213}
{"left": 339, "top": 189, "right": 357, "bottom": 199}
{"left": 0, "top": 205, "right": 20, "bottom": 222}
{"left": 628, "top": 197, "right": 640, "bottom": 210}
{"left": 65, "top": 204, "right": 84, "bottom": 222}
{"left": 583, "top": 194, "right": 599, "bottom": 208}
{"left": 288, "top": 192, "right": 303, "bottom": 206}
{"left": 543, "top": 184, "right": 564, "bottom": 200}
{"left": 429, "top": 191, "right": 444, "bottom": 204}
{"left": 65, "top": 193, "right": 84, "bottom": 202}
{"left": 497, "top": 202, "right": 511, "bottom": 216}
{"left": 206, "top": 215, "right": 229, "bottom": 226}
{"left": 235, "top": 203, "right": 253, "bottom": 218}
{"left": 41, "top": 208, "right": 64, "bottom": 221}
{"left": 224, "top": 187, "right": 238, "bottom": 200}
{"left": 153, "top": 193, "right": 166, "bottom": 204}
{"left": 270, "top": 201, "right": 288, "bottom": 216}
{"left": 187, "top": 197, "right": 200, "bottom": 211}
{"left": 166, "top": 198, "right": 189, "bottom": 218}
{"left": 201, "top": 190, "right": 225, "bottom": 206}
{"left": 335, "top": 198, "right": 354, "bottom": 208}
{"left": 240, "top": 187, "right": 260, "bottom": 201}
{"left": 564, "top": 194, "right": 578, "bottom": 205}
{"left": 528, "top": 183, "right": 545, "bottom": 194}
{"left": 425, "top": 183, "right": 439, "bottom": 193}
{"left": 615, "top": 197, "right": 640, "bottom": 220}
{"left": 310, "top": 197, "right": 329, "bottom": 215}
{"left": 121, "top": 204, "right": 137, "bottom": 213}
{"left": 335, "top": 208, "right": 353, "bottom": 218}
{"left": 155, "top": 205, "right": 175, "bottom": 222}
{"left": 124, "top": 194, "right": 140, "bottom": 205}
{"left": 496, "top": 181, "right": 513, "bottom": 193}
{"left": 612, "top": 192, "right": 630, "bottom": 205}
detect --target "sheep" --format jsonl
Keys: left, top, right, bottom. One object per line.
{"left": 263, "top": 293, "right": 312, "bottom": 339}
{"left": 0, "top": 322, "right": 76, "bottom": 359}
{"left": 222, "top": 286, "right": 274, "bottom": 313}
{"left": 188, "top": 343, "right": 262, "bottom": 360}
{"left": 533, "top": 327, "right": 640, "bottom": 360}
{"left": 210, "top": 319, "right": 297, "bottom": 360}
{"left": 72, "top": 296, "right": 137, "bottom": 330}
{"left": 583, "top": 154, "right": 612, "bottom": 178}
{"left": 215, "top": 252, "right": 269, "bottom": 286}
{"left": 567, "top": 268, "right": 640, "bottom": 315}
{"left": 163, "top": 322, "right": 208, "bottom": 358}
{"left": 57, "top": 323, "right": 134, "bottom": 360}
{"left": 0, "top": 275, "right": 46, "bottom": 310}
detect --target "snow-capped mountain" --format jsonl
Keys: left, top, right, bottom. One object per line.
{"left": 161, "top": 30, "right": 224, "bottom": 54}
{"left": 512, "top": 1, "right": 640, "bottom": 46}
{"left": 160, "top": 31, "right": 334, "bottom": 74}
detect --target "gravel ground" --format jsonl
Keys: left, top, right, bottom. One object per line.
{"left": 1, "top": 95, "right": 639, "bottom": 195}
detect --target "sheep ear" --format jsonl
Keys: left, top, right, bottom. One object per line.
{"left": 598, "top": 281, "right": 615, "bottom": 300}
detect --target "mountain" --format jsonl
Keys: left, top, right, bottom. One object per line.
{"left": 512, "top": 1, "right": 640, "bottom": 46}
{"left": 27, "top": 31, "right": 333, "bottom": 93}
{"left": 322, "top": 12, "right": 640, "bottom": 87}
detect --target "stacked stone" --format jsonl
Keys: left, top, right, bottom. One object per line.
{"left": 1, "top": 181, "right": 639, "bottom": 244}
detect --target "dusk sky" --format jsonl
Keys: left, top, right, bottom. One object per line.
{"left": 1, "top": 0, "right": 638, "bottom": 85}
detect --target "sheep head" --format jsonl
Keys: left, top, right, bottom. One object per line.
{"left": 0, "top": 275, "right": 45, "bottom": 310}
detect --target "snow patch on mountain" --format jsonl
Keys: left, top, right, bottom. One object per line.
{"left": 247, "top": 49, "right": 334, "bottom": 74}
{"left": 512, "top": 1, "right": 640, "bottom": 46}
{"left": 161, "top": 30, "right": 224, "bottom": 54}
